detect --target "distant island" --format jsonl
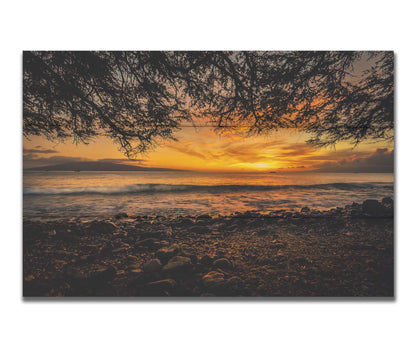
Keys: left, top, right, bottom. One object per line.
{"left": 24, "top": 161, "right": 184, "bottom": 172}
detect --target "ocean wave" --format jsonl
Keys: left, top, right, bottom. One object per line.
{"left": 23, "top": 182, "right": 393, "bottom": 196}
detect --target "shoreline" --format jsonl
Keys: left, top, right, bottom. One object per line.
{"left": 23, "top": 198, "right": 394, "bottom": 297}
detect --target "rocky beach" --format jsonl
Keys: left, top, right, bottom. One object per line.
{"left": 23, "top": 198, "right": 393, "bottom": 297}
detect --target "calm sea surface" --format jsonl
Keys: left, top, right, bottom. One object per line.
{"left": 23, "top": 171, "right": 394, "bottom": 218}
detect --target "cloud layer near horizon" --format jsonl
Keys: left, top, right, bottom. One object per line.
{"left": 23, "top": 140, "right": 394, "bottom": 173}
{"left": 23, "top": 147, "right": 147, "bottom": 169}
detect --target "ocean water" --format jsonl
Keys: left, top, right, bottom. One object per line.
{"left": 23, "top": 171, "right": 394, "bottom": 218}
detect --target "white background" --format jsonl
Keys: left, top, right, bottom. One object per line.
{"left": 1, "top": 1, "right": 414, "bottom": 346}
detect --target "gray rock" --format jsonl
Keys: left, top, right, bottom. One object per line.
{"left": 300, "top": 206, "right": 310, "bottom": 213}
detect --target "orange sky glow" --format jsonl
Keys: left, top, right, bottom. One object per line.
{"left": 23, "top": 125, "right": 394, "bottom": 173}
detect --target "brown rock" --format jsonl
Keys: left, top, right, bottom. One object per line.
{"left": 87, "top": 220, "right": 117, "bottom": 233}
{"left": 146, "top": 279, "right": 177, "bottom": 295}
{"left": 156, "top": 244, "right": 181, "bottom": 263}
{"left": 212, "top": 258, "right": 233, "bottom": 270}
{"left": 162, "top": 256, "right": 192, "bottom": 274}
{"left": 142, "top": 259, "right": 162, "bottom": 273}
{"left": 202, "top": 271, "right": 225, "bottom": 287}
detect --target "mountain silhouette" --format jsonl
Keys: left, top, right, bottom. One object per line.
{"left": 25, "top": 161, "right": 184, "bottom": 172}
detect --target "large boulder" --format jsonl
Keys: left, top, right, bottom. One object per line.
{"left": 362, "top": 199, "right": 390, "bottom": 217}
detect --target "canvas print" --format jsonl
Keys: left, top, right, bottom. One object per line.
{"left": 23, "top": 51, "right": 394, "bottom": 297}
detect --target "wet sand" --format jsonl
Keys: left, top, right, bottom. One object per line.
{"left": 23, "top": 199, "right": 394, "bottom": 297}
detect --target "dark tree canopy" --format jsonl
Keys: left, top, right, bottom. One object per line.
{"left": 23, "top": 51, "right": 393, "bottom": 156}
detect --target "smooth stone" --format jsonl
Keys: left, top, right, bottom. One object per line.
{"left": 162, "top": 256, "right": 192, "bottom": 274}
{"left": 114, "top": 212, "right": 128, "bottom": 219}
{"left": 196, "top": 214, "right": 212, "bottom": 220}
{"left": 202, "top": 271, "right": 225, "bottom": 287}
{"left": 212, "top": 258, "right": 233, "bottom": 270}
{"left": 176, "top": 218, "right": 194, "bottom": 227}
{"left": 88, "top": 220, "right": 117, "bottom": 233}
{"left": 142, "top": 259, "right": 162, "bottom": 273}
{"left": 156, "top": 244, "right": 181, "bottom": 263}
{"left": 69, "top": 266, "right": 117, "bottom": 289}
{"left": 189, "top": 225, "right": 210, "bottom": 234}
{"left": 224, "top": 276, "right": 244, "bottom": 293}
{"left": 146, "top": 279, "right": 177, "bottom": 294}
{"left": 382, "top": 197, "right": 393, "bottom": 207}
{"left": 136, "top": 238, "right": 158, "bottom": 249}
{"left": 199, "top": 255, "right": 213, "bottom": 266}
{"left": 269, "top": 241, "right": 287, "bottom": 250}
{"left": 362, "top": 199, "right": 386, "bottom": 216}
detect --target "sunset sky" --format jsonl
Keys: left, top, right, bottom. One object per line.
{"left": 23, "top": 125, "right": 394, "bottom": 173}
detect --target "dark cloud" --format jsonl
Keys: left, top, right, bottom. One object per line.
{"left": 312, "top": 148, "right": 394, "bottom": 173}
{"left": 23, "top": 147, "right": 59, "bottom": 154}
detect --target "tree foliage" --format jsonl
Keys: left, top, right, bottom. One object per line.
{"left": 23, "top": 51, "right": 393, "bottom": 156}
